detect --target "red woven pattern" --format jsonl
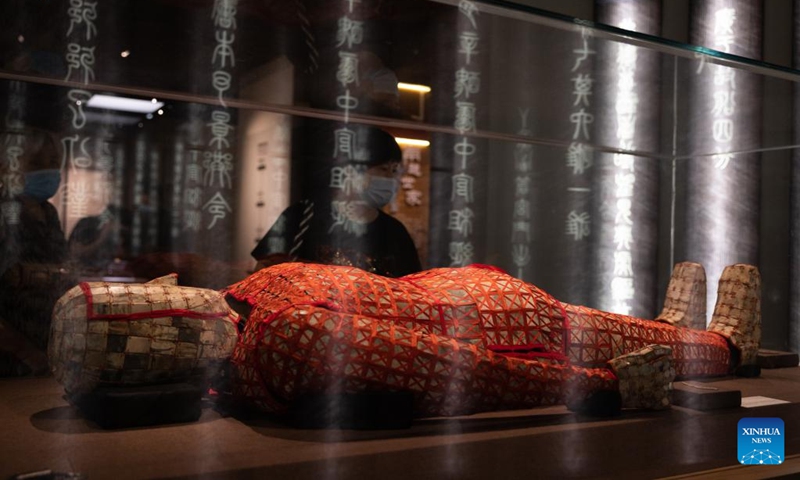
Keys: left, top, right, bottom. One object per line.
{"left": 565, "top": 306, "right": 730, "bottom": 377}
{"left": 226, "top": 263, "right": 729, "bottom": 416}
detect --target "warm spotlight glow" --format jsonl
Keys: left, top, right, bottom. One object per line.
{"left": 157, "top": 109, "right": 164, "bottom": 115}
{"left": 120, "top": 50, "right": 130, "bottom": 58}
{"left": 397, "top": 82, "right": 431, "bottom": 93}
{"left": 394, "top": 137, "right": 430, "bottom": 147}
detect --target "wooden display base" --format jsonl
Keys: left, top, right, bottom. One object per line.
{"left": 757, "top": 349, "right": 799, "bottom": 369}
{"left": 670, "top": 382, "right": 741, "bottom": 411}
{"left": 70, "top": 383, "right": 203, "bottom": 429}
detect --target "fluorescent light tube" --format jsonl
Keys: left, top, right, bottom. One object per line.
{"left": 394, "top": 137, "right": 430, "bottom": 147}
{"left": 397, "top": 82, "right": 431, "bottom": 93}
{"left": 86, "top": 94, "right": 164, "bottom": 113}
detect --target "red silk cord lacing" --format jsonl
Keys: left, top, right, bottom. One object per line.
{"left": 225, "top": 263, "right": 730, "bottom": 417}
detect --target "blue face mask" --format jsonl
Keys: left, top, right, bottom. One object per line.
{"left": 361, "top": 176, "right": 399, "bottom": 208}
{"left": 23, "top": 169, "right": 61, "bottom": 201}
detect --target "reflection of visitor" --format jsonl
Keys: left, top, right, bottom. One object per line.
{"left": 252, "top": 123, "right": 421, "bottom": 278}
{"left": 68, "top": 205, "right": 121, "bottom": 273}
{"left": 0, "top": 130, "right": 75, "bottom": 348}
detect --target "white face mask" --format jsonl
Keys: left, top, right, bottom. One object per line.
{"left": 361, "top": 176, "right": 399, "bottom": 208}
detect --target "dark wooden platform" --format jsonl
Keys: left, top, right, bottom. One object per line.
{"left": 2, "top": 369, "right": 800, "bottom": 480}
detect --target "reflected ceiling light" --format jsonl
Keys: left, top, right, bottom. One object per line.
{"left": 397, "top": 82, "right": 431, "bottom": 93}
{"left": 394, "top": 137, "right": 430, "bottom": 147}
{"left": 87, "top": 94, "right": 164, "bottom": 113}
{"left": 17, "top": 35, "right": 24, "bottom": 43}
{"left": 157, "top": 109, "right": 164, "bottom": 115}
{"left": 120, "top": 50, "right": 130, "bottom": 58}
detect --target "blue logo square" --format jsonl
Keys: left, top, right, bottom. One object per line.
{"left": 738, "top": 418, "right": 784, "bottom": 465}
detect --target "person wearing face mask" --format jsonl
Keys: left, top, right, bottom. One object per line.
{"left": 251, "top": 122, "right": 421, "bottom": 278}
{"left": 0, "top": 130, "right": 75, "bottom": 352}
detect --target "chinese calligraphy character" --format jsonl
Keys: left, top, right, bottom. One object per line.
{"left": 403, "top": 148, "right": 421, "bottom": 162}
{"left": 203, "top": 150, "right": 234, "bottom": 189}
{"left": 336, "top": 17, "right": 364, "bottom": 49}
{"left": 330, "top": 164, "right": 365, "bottom": 194}
{"left": 405, "top": 189, "right": 423, "bottom": 207}
{"left": 712, "top": 90, "right": 736, "bottom": 116}
{"left": 67, "top": 181, "right": 90, "bottom": 218}
{"left": 458, "top": 32, "right": 480, "bottom": 65}
{"left": 212, "top": 30, "right": 236, "bottom": 68}
{"left": 566, "top": 142, "right": 592, "bottom": 175}
{"left": 572, "top": 37, "right": 596, "bottom": 72}
{"left": 400, "top": 175, "right": 416, "bottom": 190}
{"left": 714, "top": 153, "right": 734, "bottom": 170}
{"left": 207, "top": 110, "right": 232, "bottom": 149}
{"left": 67, "top": 89, "right": 91, "bottom": 129}
{"left": 455, "top": 101, "right": 476, "bottom": 134}
{"left": 62, "top": 134, "right": 92, "bottom": 169}
{"left": 512, "top": 244, "right": 531, "bottom": 268}
{"left": 615, "top": 199, "right": 632, "bottom": 225}
{"left": 613, "top": 153, "right": 634, "bottom": 171}
{"left": 712, "top": 118, "right": 733, "bottom": 143}
{"left": 333, "top": 128, "right": 356, "bottom": 160}
{"left": 65, "top": 43, "right": 95, "bottom": 84}
{"left": 454, "top": 68, "right": 480, "bottom": 99}
{"left": 458, "top": 0, "right": 479, "bottom": 29}
{"left": 67, "top": 0, "right": 98, "bottom": 41}
{"left": 406, "top": 162, "right": 422, "bottom": 177}
{"left": 1, "top": 200, "right": 21, "bottom": 225}
{"left": 572, "top": 73, "right": 593, "bottom": 107}
{"left": 616, "top": 113, "right": 637, "bottom": 143}
{"left": 714, "top": 8, "right": 736, "bottom": 52}
{"left": 451, "top": 173, "right": 474, "bottom": 202}
{"left": 514, "top": 198, "right": 530, "bottom": 218}
{"left": 570, "top": 109, "right": 594, "bottom": 141}
{"left": 449, "top": 241, "right": 474, "bottom": 267}
{"left": 186, "top": 155, "right": 203, "bottom": 184}
{"left": 614, "top": 225, "right": 633, "bottom": 250}
{"left": 184, "top": 187, "right": 202, "bottom": 209}
{"left": 611, "top": 277, "right": 634, "bottom": 301}
{"left": 336, "top": 90, "right": 359, "bottom": 123}
{"left": 5, "top": 146, "right": 22, "bottom": 171}
{"left": 565, "top": 210, "right": 590, "bottom": 241}
{"left": 184, "top": 210, "right": 202, "bottom": 232}
{"left": 212, "top": 71, "right": 232, "bottom": 106}
{"left": 203, "top": 192, "right": 232, "bottom": 229}
{"left": 454, "top": 138, "right": 476, "bottom": 169}
{"left": 212, "top": 0, "right": 238, "bottom": 29}
{"left": 336, "top": 52, "right": 359, "bottom": 88}
{"left": 615, "top": 173, "right": 635, "bottom": 198}
{"left": 0, "top": 173, "right": 23, "bottom": 198}
{"left": 713, "top": 67, "right": 736, "bottom": 89}
{"left": 515, "top": 175, "right": 531, "bottom": 196}
{"left": 613, "top": 251, "right": 633, "bottom": 276}
{"left": 512, "top": 220, "right": 531, "bottom": 242}
{"left": 448, "top": 207, "right": 474, "bottom": 236}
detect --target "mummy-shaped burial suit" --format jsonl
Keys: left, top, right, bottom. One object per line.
{"left": 225, "top": 262, "right": 759, "bottom": 416}
{"left": 49, "top": 262, "right": 760, "bottom": 417}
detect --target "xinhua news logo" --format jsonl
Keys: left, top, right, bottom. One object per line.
{"left": 738, "top": 418, "right": 784, "bottom": 465}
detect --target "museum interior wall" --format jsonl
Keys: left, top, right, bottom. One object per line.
{"left": 0, "top": 0, "right": 799, "bottom": 357}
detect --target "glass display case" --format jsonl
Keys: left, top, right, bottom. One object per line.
{"left": 0, "top": 0, "right": 798, "bottom": 478}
